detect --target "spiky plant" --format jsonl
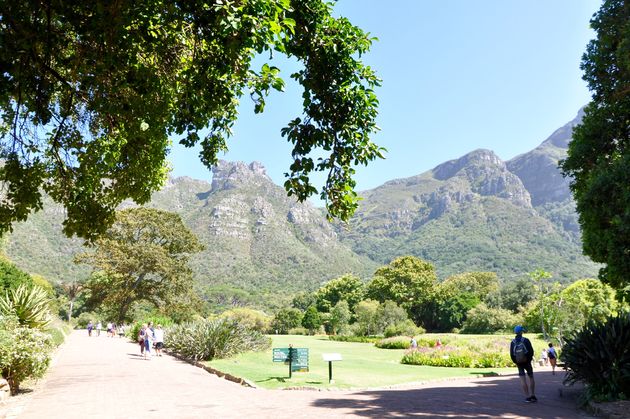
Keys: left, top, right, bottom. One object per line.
{"left": 0, "top": 284, "right": 52, "bottom": 329}
{"left": 165, "top": 318, "right": 271, "bottom": 361}
{"left": 562, "top": 314, "right": 630, "bottom": 400}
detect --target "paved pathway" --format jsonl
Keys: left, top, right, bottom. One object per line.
{"left": 14, "top": 331, "right": 591, "bottom": 418}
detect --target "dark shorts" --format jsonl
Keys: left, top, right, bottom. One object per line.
{"left": 517, "top": 362, "right": 533, "bottom": 377}
{"left": 155, "top": 342, "right": 164, "bottom": 349}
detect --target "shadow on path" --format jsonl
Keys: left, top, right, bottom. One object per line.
{"left": 311, "top": 372, "right": 590, "bottom": 418}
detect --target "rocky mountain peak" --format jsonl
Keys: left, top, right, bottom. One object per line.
{"left": 211, "top": 160, "right": 271, "bottom": 191}
{"left": 506, "top": 108, "right": 585, "bottom": 206}
{"left": 433, "top": 149, "right": 503, "bottom": 181}
{"left": 431, "top": 149, "right": 531, "bottom": 207}
{"left": 540, "top": 107, "right": 584, "bottom": 149}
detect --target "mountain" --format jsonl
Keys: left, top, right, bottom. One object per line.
{"left": 337, "top": 109, "right": 598, "bottom": 282}
{"left": 2, "top": 161, "right": 377, "bottom": 308}
{"left": 1, "top": 109, "right": 598, "bottom": 306}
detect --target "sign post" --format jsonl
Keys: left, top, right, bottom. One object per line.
{"left": 322, "top": 353, "right": 342, "bottom": 384}
{"left": 272, "top": 345, "right": 309, "bottom": 378}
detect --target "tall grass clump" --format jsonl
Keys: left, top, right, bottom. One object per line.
{"left": 562, "top": 314, "right": 630, "bottom": 401}
{"left": 165, "top": 318, "right": 271, "bottom": 361}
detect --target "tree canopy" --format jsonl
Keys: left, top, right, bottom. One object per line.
{"left": 0, "top": 0, "right": 382, "bottom": 241}
{"left": 76, "top": 207, "right": 203, "bottom": 321}
{"left": 560, "top": 0, "right": 630, "bottom": 298}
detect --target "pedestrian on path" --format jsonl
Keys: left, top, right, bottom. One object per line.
{"left": 138, "top": 325, "right": 146, "bottom": 355}
{"left": 144, "top": 325, "right": 154, "bottom": 359}
{"left": 87, "top": 321, "right": 93, "bottom": 337}
{"left": 510, "top": 325, "right": 537, "bottom": 403}
{"left": 96, "top": 321, "right": 102, "bottom": 337}
{"left": 154, "top": 325, "right": 165, "bottom": 357}
{"left": 540, "top": 348, "right": 548, "bottom": 366}
{"left": 548, "top": 343, "right": 558, "bottom": 375}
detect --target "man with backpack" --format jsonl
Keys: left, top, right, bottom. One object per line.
{"left": 510, "top": 325, "right": 537, "bottom": 403}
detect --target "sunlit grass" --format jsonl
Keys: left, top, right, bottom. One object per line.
{"left": 205, "top": 334, "right": 544, "bottom": 389}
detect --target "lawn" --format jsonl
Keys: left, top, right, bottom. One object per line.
{"left": 205, "top": 334, "right": 544, "bottom": 390}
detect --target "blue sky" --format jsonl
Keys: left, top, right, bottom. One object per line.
{"left": 169, "top": 0, "right": 600, "bottom": 199}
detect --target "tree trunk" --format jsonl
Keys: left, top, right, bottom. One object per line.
{"left": 67, "top": 300, "right": 74, "bottom": 322}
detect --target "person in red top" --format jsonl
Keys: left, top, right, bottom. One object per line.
{"left": 510, "top": 325, "right": 537, "bottom": 403}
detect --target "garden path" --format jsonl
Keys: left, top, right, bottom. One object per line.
{"left": 13, "top": 331, "right": 592, "bottom": 418}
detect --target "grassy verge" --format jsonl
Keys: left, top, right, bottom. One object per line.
{"left": 206, "top": 334, "right": 526, "bottom": 390}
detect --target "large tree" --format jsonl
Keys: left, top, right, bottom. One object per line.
{"left": 0, "top": 0, "right": 382, "bottom": 241}
{"left": 314, "top": 273, "right": 364, "bottom": 313}
{"left": 76, "top": 207, "right": 203, "bottom": 321}
{"left": 560, "top": 0, "right": 630, "bottom": 298}
{"left": 366, "top": 256, "right": 437, "bottom": 325}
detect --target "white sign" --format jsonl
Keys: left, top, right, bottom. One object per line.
{"left": 322, "top": 353, "right": 342, "bottom": 362}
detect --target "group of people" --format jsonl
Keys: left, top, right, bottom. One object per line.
{"left": 86, "top": 321, "right": 126, "bottom": 338}
{"left": 137, "top": 322, "right": 165, "bottom": 360}
{"left": 510, "top": 325, "right": 560, "bottom": 404}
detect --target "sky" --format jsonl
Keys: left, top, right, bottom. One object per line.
{"left": 168, "top": 0, "right": 601, "bottom": 201}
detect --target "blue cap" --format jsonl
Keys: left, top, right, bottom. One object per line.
{"left": 514, "top": 325, "right": 524, "bottom": 333}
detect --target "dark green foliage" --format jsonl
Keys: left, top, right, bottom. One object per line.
{"left": 461, "top": 303, "right": 519, "bottom": 334}
{"left": 562, "top": 314, "right": 630, "bottom": 400}
{"left": 560, "top": 0, "right": 630, "bottom": 297}
{"left": 314, "top": 274, "right": 365, "bottom": 313}
{"left": 433, "top": 293, "right": 480, "bottom": 332}
{"left": 271, "top": 308, "right": 303, "bottom": 334}
{"left": 499, "top": 277, "right": 536, "bottom": 312}
{"left": 165, "top": 318, "right": 271, "bottom": 362}
{"left": 0, "top": 0, "right": 381, "bottom": 240}
{"left": 0, "top": 258, "right": 33, "bottom": 292}
{"left": 301, "top": 306, "right": 322, "bottom": 334}
{"left": 367, "top": 256, "right": 438, "bottom": 324}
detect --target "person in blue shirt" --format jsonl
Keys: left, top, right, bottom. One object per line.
{"left": 510, "top": 325, "right": 537, "bottom": 403}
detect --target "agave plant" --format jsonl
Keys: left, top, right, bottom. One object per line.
{"left": 561, "top": 314, "right": 630, "bottom": 400}
{"left": 0, "top": 284, "right": 52, "bottom": 329}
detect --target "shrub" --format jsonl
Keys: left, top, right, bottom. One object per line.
{"left": 328, "top": 335, "right": 380, "bottom": 343}
{"left": 384, "top": 320, "right": 425, "bottom": 338}
{"left": 401, "top": 347, "right": 512, "bottom": 368}
{"left": 220, "top": 308, "right": 271, "bottom": 333}
{"left": 562, "top": 314, "right": 630, "bottom": 401}
{"left": 0, "top": 316, "right": 54, "bottom": 395}
{"left": 0, "top": 284, "right": 52, "bottom": 329}
{"left": 375, "top": 336, "right": 411, "bottom": 349}
{"left": 287, "top": 327, "right": 309, "bottom": 335}
{"left": 461, "top": 303, "right": 519, "bottom": 334}
{"left": 165, "top": 318, "right": 271, "bottom": 361}
{"left": 75, "top": 312, "right": 99, "bottom": 329}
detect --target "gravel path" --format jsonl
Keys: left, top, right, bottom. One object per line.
{"left": 14, "top": 331, "right": 592, "bottom": 418}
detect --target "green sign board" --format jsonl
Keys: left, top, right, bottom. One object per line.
{"left": 291, "top": 348, "right": 309, "bottom": 372}
{"left": 272, "top": 347, "right": 309, "bottom": 372}
{"left": 273, "top": 348, "right": 291, "bottom": 362}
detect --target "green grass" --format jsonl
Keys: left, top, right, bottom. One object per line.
{"left": 206, "top": 334, "right": 524, "bottom": 390}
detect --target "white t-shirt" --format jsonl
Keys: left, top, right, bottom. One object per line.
{"left": 153, "top": 329, "right": 164, "bottom": 343}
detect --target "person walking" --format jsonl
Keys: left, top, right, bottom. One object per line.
{"left": 138, "top": 324, "right": 146, "bottom": 355}
{"left": 87, "top": 321, "right": 93, "bottom": 337}
{"left": 144, "top": 325, "right": 154, "bottom": 360}
{"left": 540, "top": 348, "right": 548, "bottom": 366}
{"left": 153, "top": 325, "right": 165, "bottom": 357}
{"left": 96, "top": 321, "right": 102, "bottom": 337}
{"left": 510, "top": 325, "right": 537, "bottom": 403}
{"left": 547, "top": 343, "right": 558, "bottom": 375}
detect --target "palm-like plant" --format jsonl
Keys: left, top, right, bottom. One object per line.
{"left": 0, "top": 284, "right": 52, "bottom": 329}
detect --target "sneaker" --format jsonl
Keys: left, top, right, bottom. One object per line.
{"left": 530, "top": 396, "right": 538, "bottom": 403}
{"left": 525, "top": 397, "right": 533, "bottom": 403}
